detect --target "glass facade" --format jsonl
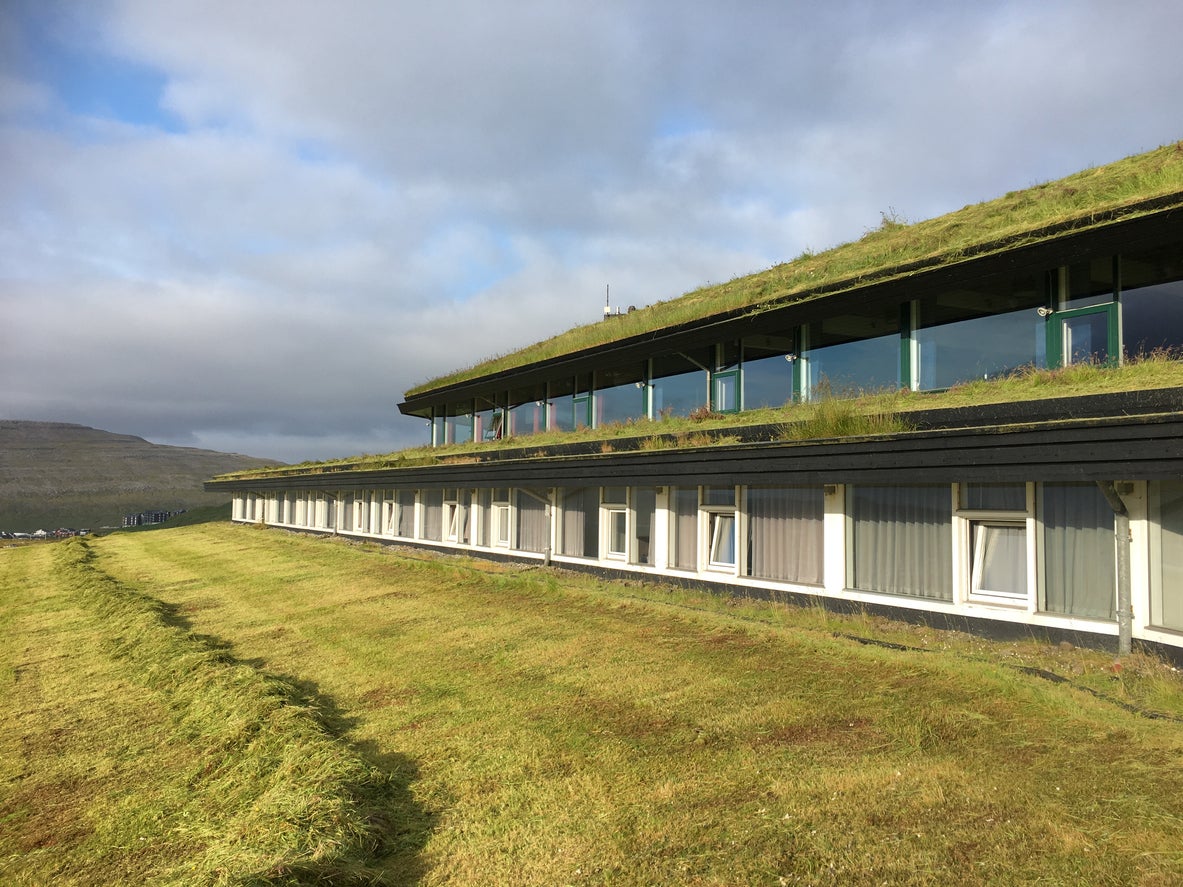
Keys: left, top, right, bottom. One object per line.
{"left": 805, "top": 307, "right": 900, "bottom": 398}
{"left": 1121, "top": 243, "right": 1183, "bottom": 357}
{"left": 742, "top": 331, "right": 797, "bottom": 409}
{"left": 594, "top": 367, "right": 645, "bottom": 426}
{"left": 916, "top": 273, "right": 1044, "bottom": 390}
{"left": 651, "top": 352, "right": 709, "bottom": 418}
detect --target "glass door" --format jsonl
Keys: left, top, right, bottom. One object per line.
{"left": 1049, "top": 304, "right": 1118, "bottom": 366}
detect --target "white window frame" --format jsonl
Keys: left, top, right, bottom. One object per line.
{"left": 492, "top": 488, "right": 512, "bottom": 548}
{"left": 954, "top": 483, "right": 1036, "bottom": 610}
{"left": 700, "top": 485, "right": 739, "bottom": 574}
{"left": 601, "top": 487, "right": 630, "bottom": 561}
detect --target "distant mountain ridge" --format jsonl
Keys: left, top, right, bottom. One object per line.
{"left": 0, "top": 420, "right": 281, "bottom": 532}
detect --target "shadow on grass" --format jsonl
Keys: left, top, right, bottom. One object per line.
{"left": 158, "top": 602, "right": 435, "bottom": 884}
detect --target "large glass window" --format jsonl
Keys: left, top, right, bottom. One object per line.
{"left": 475, "top": 488, "right": 490, "bottom": 547}
{"left": 632, "top": 487, "right": 657, "bottom": 566}
{"left": 747, "top": 486, "right": 824, "bottom": 584}
{"left": 421, "top": 489, "right": 444, "bottom": 541}
{"left": 444, "top": 403, "right": 474, "bottom": 444}
{"left": 1064, "top": 257, "right": 1115, "bottom": 309}
{"left": 474, "top": 402, "right": 504, "bottom": 441}
{"left": 806, "top": 307, "right": 899, "bottom": 398}
{"left": 508, "top": 385, "right": 546, "bottom": 437}
{"left": 671, "top": 487, "right": 699, "bottom": 571}
{"left": 1121, "top": 242, "right": 1183, "bottom": 357}
{"left": 916, "top": 273, "right": 1044, "bottom": 389}
{"left": 547, "top": 378, "right": 576, "bottom": 432}
{"left": 1040, "top": 483, "right": 1115, "bottom": 620}
{"left": 1151, "top": 480, "right": 1183, "bottom": 631}
{"left": 560, "top": 487, "right": 599, "bottom": 558}
{"left": 594, "top": 366, "right": 646, "bottom": 426}
{"left": 850, "top": 485, "right": 953, "bottom": 600}
{"left": 393, "top": 490, "right": 415, "bottom": 537}
{"left": 515, "top": 490, "right": 549, "bottom": 553}
{"left": 650, "top": 351, "right": 709, "bottom": 418}
{"left": 742, "top": 331, "right": 797, "bottom": 409}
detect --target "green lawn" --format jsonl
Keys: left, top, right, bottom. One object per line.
{"left": 3, "top": 523, "right": 1183, "bottom": 885}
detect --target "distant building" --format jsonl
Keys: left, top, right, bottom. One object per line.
{"left": 122, "top": 510, "right": 178, "bottom": 528}
{"left": 208, "top": 144, "right": 1183, "bottom": 658}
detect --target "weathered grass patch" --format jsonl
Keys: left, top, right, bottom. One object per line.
{"left": 0, "top": 538, "right": 406, "bottom": 886}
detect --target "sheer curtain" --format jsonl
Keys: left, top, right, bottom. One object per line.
{"left": 972, "top": 523, "right": 1027, "bottom": 597}
{"left": 516, "top": 490, "right": 548, "bottom": 553}
{"left": 672, "top": 487, "right": 698, "bottom": 570}
{"left": 561, "top": 487, "right": 598, "bottom": 557}
{"left": 747, "top": 486, "right": 824, "bottom": 585}
{"left": 851, "top": 485, "right": 952, "bottom": 600}
{"left": 632, "top": 488, "right": 656, "bottom": 565}
{"left": 1156, "top": 481, "right": 1183, "bottom": 630}
{"left": 396, "top": 490, "right": 416, "bottom": 538}
{"left": 421, "top": 489, "right": 443, "bottom": 541}
{"left": 1041, "top": 483, "right": 1115, "bottom": 619}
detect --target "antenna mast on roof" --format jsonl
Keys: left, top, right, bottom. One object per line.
{"left": 604, "top": 283, "right": 611, "bottom": 317}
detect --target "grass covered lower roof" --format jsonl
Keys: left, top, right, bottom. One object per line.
{"left": 405, "top": 141, "right": 1183, "bottom": 399}
{"left": 216, "top": 356, "right": 1183, "bottom": 481}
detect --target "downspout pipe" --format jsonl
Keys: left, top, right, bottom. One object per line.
{"left": 1096, "top": 481, "right": 1132, "bottom": 656}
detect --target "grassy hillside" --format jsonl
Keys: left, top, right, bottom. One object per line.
{"left": 3, "top": 523, "right": 1182, "bottom": 885}
{"left": 0, "top": 421, "right": 279, "bottom": 531}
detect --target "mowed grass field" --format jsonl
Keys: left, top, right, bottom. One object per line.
{"left": 3, "top": 523, "right": 1183, "bottom": 885}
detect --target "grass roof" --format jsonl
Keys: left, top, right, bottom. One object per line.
{"left": 407, "top": 141, "right": 1183, "bottom": 398}
{"left": 217, "top": 355, "right": 1183, "bottom": 481}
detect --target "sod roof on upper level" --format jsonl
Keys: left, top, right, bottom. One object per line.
{"left": 404, "top": 142, "right": 1183, "bottom": 401}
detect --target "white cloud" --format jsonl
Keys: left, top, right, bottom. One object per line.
{"left": 2, "top": 0, "right": 1182, "bottom": 462}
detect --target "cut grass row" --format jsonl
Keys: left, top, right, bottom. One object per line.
{"left": 0, "top": 537, "right": 402, "bottom": 886}
{"left": 4, "top": 523, "right": 1183, "bottom": 884}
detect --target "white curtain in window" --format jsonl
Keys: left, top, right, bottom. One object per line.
{"left": 747, "top": 486, "right": 824, "bottom": 585}
{"left": 1041, "top": 483, "right": 1115, "bottom": 619}
{"left": 421, "top": 489, "right": 443, "bottom": 541}
{"left": 1156, "top": 481, "right": 1183, "bottom": 630}
{"left": 474, "top": 490, "right": 490, "bottom": 547}
{"left": 972, "top": 523, "right": 1026, "bottom": 596}
{"left": 516, "top": 490, "right": 548, "bottom": 553}
{"left": 561, "top": 487, "right": 598, "bottom": 557}
{"left": 672, "top": 487, "right": 698, "bottom": 570}
{"left": 632, "top": 488, "right": 656, "bottom": 565}
{"left": 851, "top": 485, "right": 952, "bottom": 600}
{"left": 709, "top": 513, "right": 737, "bottom": 566}
{"left": 396, "top": 490, "right": 415, "bottom": 537}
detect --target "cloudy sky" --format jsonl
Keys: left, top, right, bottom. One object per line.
{"left": 2, "top": 1, "right": 1180, "bottom": 463}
